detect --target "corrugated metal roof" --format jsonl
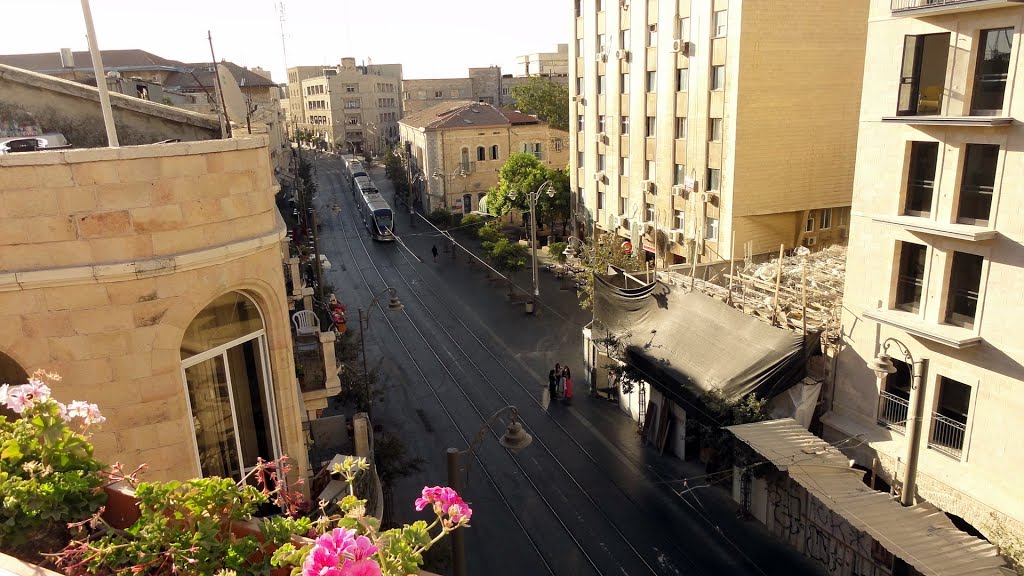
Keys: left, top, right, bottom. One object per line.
{"left": 727, "top": 419, "right": 1007, "bottom": 576}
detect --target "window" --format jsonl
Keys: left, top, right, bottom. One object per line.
{"left": 577, "top": 150, "right": 585, "bottom": 167}
{"left": 576, "top": 37, "right": 584, "bottom": 56}
{"left": 460, "top": 147, "right": 471, "bottom": 171}
{"left": 676, "top": 68, "right": 688, "bottom": 92}
{"left": 709, "top": 118, "right": 723, "bottom": 142}
{"left": 477, "top": 146, "right": 486, "bottom": 161}
{"left": 897, "top": 33, "right": 950, "bottom": 116}
{"left": 646, "top": 70, "right": 657, "bottom": 92}
{"left": 180, "top": 292, "right": 279, "bottom": 481}
{"left": 711, "top": 66, "right": 725, "bottom": 90}
{"left": 621, "top": 72, "right": 630, "bottom": 94}
{"left": 878, "top": 359, "right": 912, "bottom": 433}
{"left": 713, "top": 10, "right": 728, "bottom": 37}
{"left": 647, "top": 24, "right": 658, "bottom": 47}
{"left": 434, "top": 90, "right": 443, "bottom": 98}
{"left": 490, "top": 145, "right": 499, "bottom": 160}
{"left": 620, "top": 156, "right": 630, "bottom": 176}
{"left": 598, "top": 115, "right": 607, "bottom": 133}
{"left": 801, "top": 212, "right": 813, "bottom": 232}
{"left": 576, "top": 77, "right": 584, "bottom": 96}
{"left": 620, "top": 29, "right": 630, "bottom": 51}
{"left": 945, "top": 251, "right": 983, "bottom": 328}
{"left": 646, "top": 116, "right": 656, "bottom": 137}
{"left": 598, "top": 33, "right": 608, "bottom": 53}
{"left": 645, "top": 202, "right": 655, "bottom": 222}
{"left": 620, "top": 115, "right": 630, "bottom": 133}
{"left": 819, "top": 208, "right": 833, "bottom": 230}
{"left": 957, "top": 144, "right": 998, "bottom": 225}
{"left": 674, "top": 210, "right": 685, "bottom": 231}
{"left": 577, "top": 115, "right": 585, "bottom": 132}
{"left": 895, "top": 242, "right": 927, "bottom": 313}
{"left": 674, "top": 163, "right": 685, "bottom": 185}
{"left": 523, "top": 142, "right": 543, "bottom": 160}
{"left": 971, "top": 28, "right": 1013, "bottom": 115}
{"left": 675, "top": 117, "right": 687, "bottom": 139}
{"left": 646, "top": 160, "right": 656, "bottom": 180}
{"left": 705, "top": 217, "right": 719, "bottom": 240}
{"left": 678, "top": 17, "right": 690, "bottom": 41}
{"left": 597, "top": 153, "right": 607, "bottom": 171}
{"left": 597, "top": 75, "right": 606, "bottom": 94}
{"left": 345, "top": 84, "right": 357, "bottom": 92}
{"left": 598, "top": 189, "right": 606, "bottom": 210}
{"left": 930, "top": 377, "right": 971, "bottom": 458}
{"left": 597, "top": 0, "right": 604, "bottom": 12}
{"left": 707, "top": 168, "right": 720, "bottom": 191}
{"left": 619, "top": 196, "right": 630, "bottom": 215}
{"left": 905, "top": 141, "right": 939, "bottom": 217}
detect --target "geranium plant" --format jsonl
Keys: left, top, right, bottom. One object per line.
{"left": 272, "top": 456, "right": 472, "bottom": 576}
{"left": 0, "top": 370, "right": 107, "bottom": 562}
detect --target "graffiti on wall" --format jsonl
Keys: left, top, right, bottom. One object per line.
{"left": 766, "top": 478, "right": 894, "bottom": 576}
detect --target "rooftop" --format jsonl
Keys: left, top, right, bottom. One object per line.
{"left": 399, "top": 100, "right": 543, "bottom": 130}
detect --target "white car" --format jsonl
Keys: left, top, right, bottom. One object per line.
{"left": 319, "top": 254, "right": 332, "bottom": 270}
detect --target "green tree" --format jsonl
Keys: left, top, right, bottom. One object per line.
{"left": 486, "top": 153, "right": 549, "bottom": 218}
{"left": 487, "top": 237, "right": 528, "bottom": 297}
{"left": 383, "top": 146, "right": 410, "bottom": 204}
{"left": 510, "top": 77, "right": 570, "bottom": 131}
{"left": 537, "top": 165, "right": 570, "bottom": 233}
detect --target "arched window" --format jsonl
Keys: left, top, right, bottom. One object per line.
{"left": 180, "top": 292, "right": 279, "bottom": 481}
{"left": 476, "top": 146, "right": 486, "bottom": 161}
{"left": 490, "top": 145, "right": 499, "bottom": 160}
{"left": 460, "top": 147, "right": 470, "bottom": 172}
{"left": 0, "top": 351, "right": 29, "bottom": 419}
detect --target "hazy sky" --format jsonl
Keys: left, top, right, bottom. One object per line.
{"left": 1, "top": 0, "right": 572, "bottom": 82}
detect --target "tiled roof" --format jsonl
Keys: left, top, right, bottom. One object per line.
{"left": 399, "top": 100, "right": 543, "bottom": 131}
{"left": 165, "top": 61, "right": 277, "bottom": 91}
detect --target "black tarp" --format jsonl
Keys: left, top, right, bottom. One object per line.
{"left": 593, "top": 273, "right": 819, "bottom": 410}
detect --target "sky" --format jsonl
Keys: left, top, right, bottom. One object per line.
{"left": 0, "top": 0, "right": 572, "bottom": 82}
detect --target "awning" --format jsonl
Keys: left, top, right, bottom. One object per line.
{"left": 727, "top": 419, "right": 1007, "bottom": 576}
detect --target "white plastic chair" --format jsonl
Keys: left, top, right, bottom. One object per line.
{"left": 291, "top": 310, "right": 320, "bottom": 336}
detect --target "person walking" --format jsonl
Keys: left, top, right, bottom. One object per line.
{"left": 563, "top": 366, "right": 573, "bottom": 400}
{"left": 548, "top": 369, "right": 557, "bottom": 400}
{"left": 431, "top": 245, "right": 438, "bottom": 263}
{"left": 554, "top": 363, "right": 562, "bottom": 398}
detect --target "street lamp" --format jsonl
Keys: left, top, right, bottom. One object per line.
{"left": 431, "top": 166, "right": 467, "bottom": 213}
{"left": 509, "top": 180, "right": 556, "bottom": 304}
{"left": 446, "top": 406, "right": 532, "bottom": 576}
{"left": 867, "top": 337, "right": 926, "bottom": 506}
{"left": 358, "top": 287, "right": 404, "bottom": 420}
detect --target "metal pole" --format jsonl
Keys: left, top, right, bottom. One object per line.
{"left": 901, "top": 359, "right": 927, "bottom": 506}
{"left": 80, "top": 0, "right": 119, "bottom": 147}
{"left": 530, "top": 193, "right": 539, "bottom": 297}
{"left": 447, "top": 447, "right": 467, "bottom": 576}
{"left": 359, "top": 308, "right": 371, "bottom": 419}
{"left": 208, "top": 31, "right": 230, "bottom": 138}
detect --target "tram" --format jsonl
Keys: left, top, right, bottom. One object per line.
{"left": 357, "top": 191, "right": 396, "bottom": 241}
{"left": 354, "top": 176, "right": 377, "bottom": 198}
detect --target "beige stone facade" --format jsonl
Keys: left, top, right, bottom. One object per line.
{"left": 571, "top": 0, "right": 867, "bottom": 265}
{"left": 401, "top": 78, "right": 475, "bottom": 115}
{"left": 824, "top": 0, "right": 1024, "bottom": 551}
{"left": 0, "top": 137, "right": 309, "bottom": 486}
{"left": 516, "top": 43, "right": 570, "bottom": 77}
{"left": 287, "top": 59, "right": 402, "bottom": 154}
{"left": 399, "top": 101, "right": 570, "bottom": 214}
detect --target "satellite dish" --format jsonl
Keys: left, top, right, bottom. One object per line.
{"left": 216, "top": 64, "right": 248, "bottom": 125}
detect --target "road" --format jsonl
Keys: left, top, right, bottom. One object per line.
{"left": 309, "top": 152, "right": 822, "bottom": 576}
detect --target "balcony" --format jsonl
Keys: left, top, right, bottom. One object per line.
{"left": 881, "top": 115, "right": 1013, "bottom": 127}
{"left": 891, "top": 0, "right": 1024, "bottom": 15}
{"left": 862, "top": 308, "right": 982, "bottom": 348}
{"left": 928, "top": 412, "right": 966, "bottom": 459}
{"left": 870, "top": 214, "right": 998, "bottom": 242}
{"left": 877, "top": 391, "right": 910, "bottom": 434}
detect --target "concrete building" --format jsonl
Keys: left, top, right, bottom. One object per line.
{"left": 571, "top": 0, "right": 868, "bottom": 267}
{"left": 823, "top": 0, "right": 1024, "bottom": 555}
{"left": 403, "top": 61, "right": 570, "bottom": 117}
{"left": 0, "top": 67, "right": 331, "bottom": 489}
{"left": 286, "top": 59, "right": 402, "bottom": 154}
{"left": 516, "top": 43, "right": 570, "bottom": 77}
{"left": 399, "top": 101, "right": 570, "bottom": 214}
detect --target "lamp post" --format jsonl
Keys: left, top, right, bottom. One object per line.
{"left": 867, "top": 337, "right": 926, "bottom": 506}
{"left": 446, "top": 406, "right": 533, "bottom": 576}
{"left": 358, "top": 287, "right": 404, "bottom": 420}
{"left": 431, "top": 166, "right": 467, "bottom": 214}
{"left": 509, "top": 180, "right": 556, "bottom": 305}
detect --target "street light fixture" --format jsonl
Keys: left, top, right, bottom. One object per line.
{"left": 509, "top": 180, "right": 556, "bottom": 308}
{"left": 867, "top": 337, "right": 925, "bottom": 506}
{"left": 446, "top": 406, "right": 532, "bottom": 576}
{"left": 431, "top": 166, "right": 468, "bottom": 213}
{"left": 358, "top": 287, "right": 404, "bottom": 420}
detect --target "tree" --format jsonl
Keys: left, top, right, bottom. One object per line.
{"left": 575, "top": 231, "right": 645, "bottom": 310}
{"left": 537, "top": 165, "right": 570, "bottom": 233}
{"left": 486, "top": 153, "right": 548, "bottom": 218}
{"left": 487, "top": 237, "right": 528, "bottom": 297}
{"left": 383, "top": 146, "right": 410, "bottom": 205}
{"left": 510, "top": 77, "right": 570, "bottom": 131}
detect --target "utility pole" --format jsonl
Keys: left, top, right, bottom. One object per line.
{"left": 208, "top": 31, "right": 230, "bottom": 138}
{"left": 80, "top": 0, "right": 118, "bottom": 147}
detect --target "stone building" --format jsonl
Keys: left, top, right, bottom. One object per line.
{"left": 403, "top": 61, "right": 569, "bottom": 117}
{"left": 399, "top": 101, "right": 570, "bottom": 214}
{"left": 824, "top": 0, "right": 1024, "bottom": 555}
{"left": 286, "top": 59, "right": 403, "bottom": 155}
{"left": 0, "top": 70, "right": 322, "bottom": 487}
{"left": 516, "top": 43, "right": 570, "bottom": 78}
{"left": 571, "top": 0, "right": 868, "bottom": 266}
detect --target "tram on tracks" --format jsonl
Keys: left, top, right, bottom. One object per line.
{"left": 357, "top": 191, "right": 396, "bottom": 241}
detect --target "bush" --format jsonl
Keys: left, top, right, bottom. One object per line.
{"left": 548, "top": 241, "right": 568, "bottom": 264}
{"left": 477, "top": 220, "right": 503, "bottom": 248}
{"left": 460, "top": 213, "right": 485, "bottom": 228}
{"left": 426, "top": 209, "right": 452, "bottom": 227}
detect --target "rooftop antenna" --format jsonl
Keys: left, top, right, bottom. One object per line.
{"left": 277, "top": 2, "right": 289, "bottom": 72}
{"left": 208, "top": 30, "right": 230, "bottom": 138}
{"left": 79, "top": 0, "right": 118, "bottom": 147}
{"left": 217, "top": 64, "right": 251, "bottom": 134}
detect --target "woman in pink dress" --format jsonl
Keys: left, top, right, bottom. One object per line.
{"left": 562, "top": 366, "right": 573, "bottom": 399}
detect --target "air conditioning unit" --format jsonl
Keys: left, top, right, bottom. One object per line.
{"left": 839, "top": 225, "right": 849, "bottom": 239}
{"left": 570, "top": 95, "right": 579, "bottom": 102}
{"left": 804, "top": 236, "right": 817, "bottom": 247}
{"left": 620, "top": 0, "right": 630, "bottom": 9}
{"left": 597, "top": 131, "right": 607, "bottom": 142}
{"left": 671, "top": 185, "right": 686, "bottom": 197}
{"left": 672, "top": 231, "right": 685, "bottom": 244}
{"left": 596, "top": 48, "right": 608, "bottom": 62}
{"left": 701, "top": 191, "right": 718, "bottom": 203}
{"left": 672, "top": 39, "right": 691, "bottom": 54}
{"left": 614, "top": 49, "right": 631, "bottom": 61}
{"left": 594, "top": 170, "right": 606, "bottom": 182}
{"left": 643, "top": 223, "right": 655, "bottom": 236}
{"left": 618, "top": 216, "right": 630, "bottom": 229}
{"left": 640, "top": 180, "right": 653, "bottom": 193}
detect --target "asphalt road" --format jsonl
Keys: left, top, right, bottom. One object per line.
{"left": 308, "top": 152, "right": 823, "bottom": 576}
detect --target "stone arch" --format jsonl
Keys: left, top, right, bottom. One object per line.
{"left": 0, "top": 350, "right": 29, "bottom": 387}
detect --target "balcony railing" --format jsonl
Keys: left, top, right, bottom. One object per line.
{"left": 877, "top": 391, "right": 910, "bottom": 434}
{"left": 929, "top": 412, "right": 966, "bottom": 459}
{"left": 892, "top": 0, "right": 1024, "bottom": 12}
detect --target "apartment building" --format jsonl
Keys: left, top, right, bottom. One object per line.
{"left": 824, "top": 0, "right": 1024, "bottom": 552}
{"left": 399, "top": 101, "right": 570, "bottom": 214}
{"left": 287, "top": 58, "right": 403, "bottom": 154}
{"left": 517, "top": 43, "right": 570, "bottom": 77}
{"left": 571, "top": 0, "right": 868, "bottom": 266}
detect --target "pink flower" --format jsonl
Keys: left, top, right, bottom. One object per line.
{"left": 65, "top": 401, "right": 106, "bottom": 426}
{"left": 23, "top": 377, "right": 52, "bottom": 403}
{"left": 303, "top": 528, "right": 359, "bottom": 576}
{"left": 3, "top": 385, "right": 29, "bottom": 414}
{"left": 0, "top": 384, "right": 9, "bottom": 406}
{"left": 414, "top": 486, "right": 473, "bottom": 527}
{"left": 347, "top": 535, "right": 378, "bottom": 561}
{"left": 340, "top": 559, "right": 381, "bottom": 576}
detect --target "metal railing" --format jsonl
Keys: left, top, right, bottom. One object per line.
{"left": 893, "top": 0, "right": 982, "bottom": 10}
{"left": 929, "top": 412, "right": 966, "bottom": 459}
{"left": 877, "top": 391, "right": 910, "bottom": 434}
